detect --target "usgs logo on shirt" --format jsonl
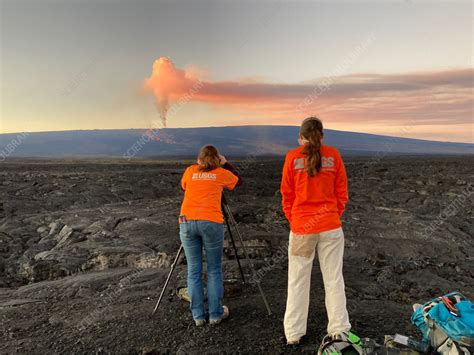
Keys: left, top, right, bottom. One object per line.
{"left": 322, "top": 157, "right": 335, "bottom": 168}
{"left": 192, "top": 172, "right": 217, "bottom": 181}
{"left": 294, "top": 157, "right": 335, "bottom": 172}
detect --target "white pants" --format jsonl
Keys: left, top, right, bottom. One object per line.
{"left": 284, "top": 227, "right": 351, "bottom": 342}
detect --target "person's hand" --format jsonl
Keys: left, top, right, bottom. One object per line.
{"left": 219, "top": 154, "right": 227, "bottom": 166}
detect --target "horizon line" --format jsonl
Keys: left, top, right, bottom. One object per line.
{"left": 0, "top": 124, "right": 472, "bottom": 145}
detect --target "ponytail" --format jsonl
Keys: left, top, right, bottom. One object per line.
{"left": 300, "top": 117, "right": 323, "bottom": 176}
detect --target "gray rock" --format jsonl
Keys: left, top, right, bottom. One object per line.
{"left": 48, "top": 221, "right": 64, "bottom": 236}
{"left": 75, "top": 286, "right": 95, "bottom": 298}
{"left": 68, "top": 217, "right": 93, "bottom": 232}
{"left": 19, "top": 259, "right": 68, "bottom": 282}
{"left": 36, "top": 226, "right": 48, "bottom": 234}
{"left": 223, "top": 239, "right": 272, "bottom": 259}
{"left": 55, "top": 225, "right": 73, "bottom": 243}
{"left": 83, "top": 220, "right": 108, "bottom": 235}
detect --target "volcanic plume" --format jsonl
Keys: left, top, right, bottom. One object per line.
{"left": 143, "top": 57, "right": 201, "bottom": 127}
{"left": 143, "top": 57, "right": 473, "bottom": 133}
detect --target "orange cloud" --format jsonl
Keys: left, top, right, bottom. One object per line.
{"left": 144, "top": 57, "right": 473, "bottom": 136}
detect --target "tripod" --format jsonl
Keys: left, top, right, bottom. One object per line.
{"left": 152, "top": 195, "right": 272, "bottom": 316}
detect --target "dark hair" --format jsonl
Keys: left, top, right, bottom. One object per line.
{"left": 300, "top": 117, "right": 324, "bottom": 176}
{"left": 198, "top": 145, "right": 220, "bottom": 172}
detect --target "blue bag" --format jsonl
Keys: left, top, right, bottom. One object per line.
{"left": 411, "top": 292, "right": 474, "bottom": 354}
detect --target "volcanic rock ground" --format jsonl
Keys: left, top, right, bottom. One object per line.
{"left": 0, "top": 157, "right": 473, "bottom": 354}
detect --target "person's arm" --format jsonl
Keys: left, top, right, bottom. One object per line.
{"left": 222, "top": 162, "right": 243, "bottom": 187}
{"left": 221, "top": 169, "right": 239, "bottom": 191}
{"left": 334, "top": 151, "right": 348, "bottom": 216}
{"left": 280, "top": 153, "right": 295, "bottom": 222}
{"left": 219, "top": 155, "right": 243, "bottom": 187}
{"left": 181, "top": 167, "right": 190, "bottom": 191}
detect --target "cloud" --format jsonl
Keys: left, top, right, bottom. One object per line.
{"left": 144, "top": 57, "right": 473, "bottom": 133}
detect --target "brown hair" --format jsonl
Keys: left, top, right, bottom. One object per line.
{"left": 197, "top": 145, "right": 220, "bottom": 172}
{"left": 300, "top": 117, "right": 324, "bottom": 176}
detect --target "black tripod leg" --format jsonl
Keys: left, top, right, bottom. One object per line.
{"left": 223, "top": 202, "right": 272, "bottom": 316}
{"left": 224, "top": 216, "right": 246, "bottom": 283}
{"left": 152, "top": 244, "right": 183, "bottom": 315}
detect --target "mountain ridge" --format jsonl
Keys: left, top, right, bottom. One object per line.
{"left": 0, "top": 126, "right": 472, "bottom": 158}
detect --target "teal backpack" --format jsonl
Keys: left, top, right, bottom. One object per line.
{"left": 411, "top": 292, "right": 474, "bottom": 355}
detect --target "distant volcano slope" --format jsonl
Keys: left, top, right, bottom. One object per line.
{"left": 0, "top": 126, "right": 472, "bottom": 158}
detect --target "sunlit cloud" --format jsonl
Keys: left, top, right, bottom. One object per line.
{"left": 144, "top": 58, "right": 473, "bottom": 137}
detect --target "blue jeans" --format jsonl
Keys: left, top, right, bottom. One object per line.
{"left": 179, "top": 220, "right": 225, "bottom": 321}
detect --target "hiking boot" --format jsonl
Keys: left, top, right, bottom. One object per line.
{"left": 194, "top": 319, "right": 206, "bottom": 327}
{"left": 209, "top": 305, "right": 229, "bottom": 325}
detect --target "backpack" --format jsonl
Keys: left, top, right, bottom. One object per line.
{"left": 318, "top": 332, "right": 411, "bottom": 355}
{"left": 318, "top": 331, "right": 366, "bottom": 355}
{"left": 411, "top": 292, "right": 474, "bottom": 355}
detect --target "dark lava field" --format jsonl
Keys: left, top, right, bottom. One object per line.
{"left": 0, "top": 156, "right": 473, "bottom": 354}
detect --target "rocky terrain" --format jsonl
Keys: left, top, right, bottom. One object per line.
{"left": 0, "top": 156, "right": 473, "bottom": 354}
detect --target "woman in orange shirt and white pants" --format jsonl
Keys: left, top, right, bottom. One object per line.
{"left": 180, "top": 145, "right": 242, "bottom": 326}
{"left": 280, "top": 117, "right": 351, "bottom": 345}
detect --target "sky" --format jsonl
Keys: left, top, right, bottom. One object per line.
{"left": 0, "top": 0, "right": 472, "bottom": 143}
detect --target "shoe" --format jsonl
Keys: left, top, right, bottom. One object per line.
{"left": 209, "top": 305, "right": 229, "bottom": 325}
{"left": 287, "top": 338, "right": 300, "bottom": 346}
{"left": 194, "top": 319, "right": 206, "bottom": 327}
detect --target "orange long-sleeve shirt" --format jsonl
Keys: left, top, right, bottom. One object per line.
{"left": 280, "top": 145, "right": 348, "bottom": 234}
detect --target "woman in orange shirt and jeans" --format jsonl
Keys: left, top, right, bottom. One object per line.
{"left": 179, "top": 145, "right": 242, "bottom": 326}
{"left": 280, "top": 117, "right": 351, "bottom": 345}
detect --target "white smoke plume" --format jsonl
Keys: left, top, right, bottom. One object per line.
{"left": 143, "top": 57, "right": 199, "bottom": 127}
